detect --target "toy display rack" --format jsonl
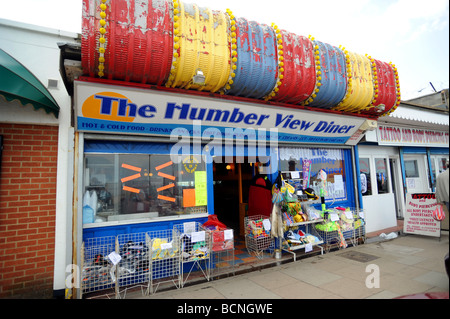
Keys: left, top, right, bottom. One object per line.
{"left": 81, "top": 222, "right": 208, "bottom": 298}
{"left": 315, "top": 208, "right": 365, "bottom": 253}
{"left": 210, "top": 228, "right": 235, "bottom": 279}
{"left": 173, "top": 222, "right": 212, "bottom": 287}
{"left": 81, "top": 236, "right": 117, "bottom": 299}
{"left": 282, "top": 219, "right": 324, "bottom": 262}
{"left": 116, "top": 232, "right": 151, "bottom": 298}
{"left": 147, "top": 228, "right": 182, "bottom": 295}
{"left": 244, "top": 215, "right": 275, "bottom": 259}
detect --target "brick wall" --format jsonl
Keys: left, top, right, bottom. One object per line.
{"left": 0, "top": 123, "right": 59, "bottom": 298}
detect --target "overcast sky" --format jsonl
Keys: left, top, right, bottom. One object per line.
{"left": 0, "top": 0, "right": 448, "bottom": 100}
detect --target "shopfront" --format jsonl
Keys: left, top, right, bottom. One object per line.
{"left": 75, "top": 80, "right": 366, "bottom": 238}
{"left": 358, "top": 121, "right": 449, "bottom": 233}
{"left": 72, "top": 79, "right": 372, "bottom": 297}
{"left": 73, "top": 0, "right": 403, "bottom": 298}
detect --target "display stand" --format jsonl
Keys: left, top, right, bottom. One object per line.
{"left": 146, "top": 229, "right": 181, "bottom": 295}
{"left": 210, "top": 228, "right": 235, "bottom": 278}
{"left": 279, "top": 199, "right": 324, "bottom": 261}
{"left": 81, "top": 236, "right": 117, "bottom": 299}
{"left": 244, "top": 215, "right": 274, "bottom": 259}
{"left": 281, "top": 219, "right": 324, "bottom": 261}
{"left": 115, "top": 232, "right": 151, "bottom": 298}
{"left": 315, "top": 208, "right": 365, "bottom": 253}
{"left": 174, "top": 222, "right": 211, "bottom": 287}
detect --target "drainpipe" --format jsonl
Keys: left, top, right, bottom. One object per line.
{"left": 353, "top": 145, "right": 362, "bottom": 210}
{"left": 399, "top": 147, "right": 407, "bottom": 200}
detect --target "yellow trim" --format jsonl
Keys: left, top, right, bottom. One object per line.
{"left": 97, "top": 0, "right": 108, "bottom": 77}
{"left": 367, "top": 55, "right": 379, "bottom": 109}
{"left": 220, "top": 8, "right": 237, "bottom": 94}
{"left": 264, "top": 23, "right": 283, "bottom": 101}
{"left": 383, "top": 62, "right": 401, "bottom": 116}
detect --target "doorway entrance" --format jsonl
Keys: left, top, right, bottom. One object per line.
{"left": 403, "top": 155, "right": 430, "bottom": 193}
{"left": 212, "top": 159, "right": 256, "bottom": 237}
{"left": 389, "top": 158, "right": 404, "bottom": 218}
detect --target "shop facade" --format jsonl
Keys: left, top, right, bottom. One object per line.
{"left": 0, "top": 19, "right": 76, "bottom": 298}
{"left": 73, "top": 79, "right": 370, "bottom": 297}
{"left": 73, "top": 80, "right": 367, "bottom": 235}
{"left": 357, "top": 102, "right": 449, "bottom": 233}
{"left": 68, "top": 0, "right": 406, "bottom": 298}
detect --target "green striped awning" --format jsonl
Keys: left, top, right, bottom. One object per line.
{"left": 0, "top": 48, "right": 59, "bottom": 118}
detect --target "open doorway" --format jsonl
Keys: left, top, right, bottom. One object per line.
{"left": 213, "top": 159, "right": 256, "bottom": 237}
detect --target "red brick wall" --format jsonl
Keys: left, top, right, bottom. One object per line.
{"left": 0, "top": 123, "right": 58, "bottom": 298}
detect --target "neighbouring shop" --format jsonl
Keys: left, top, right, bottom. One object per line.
{"left": 358, "top": 121, "right": 449, "bottom": 234}
{"left": 0, "top": 20, "right": 76, "bottom": 298}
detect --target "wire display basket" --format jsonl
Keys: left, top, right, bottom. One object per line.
{"left": 146, "top": 228, "right": 181, "bottom": 294}
{"left": 81, "top": 236, "right": 117, "bottom": 298}
{"left": 209, "top": 228, "right": 235, "bottom": 278}
{"left": 173, "top": 222, "right": 212, "bottom": 287}
{"left": 115, "top": 232, "right": 150, "bottom": 298}
{"left": 315, "top": 207, "right": 365, "bottom": 253}
{"left": 244, "top": 215, "right": 274, "bottom": 259}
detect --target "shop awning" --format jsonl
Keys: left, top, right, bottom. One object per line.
{"left": 386, "top": 105, "right": 449, "bottom": 126}
{"left": 0, "top": 48, "right": 60, "bottom": 118}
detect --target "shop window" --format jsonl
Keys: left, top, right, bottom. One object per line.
{"left": 359, "top": 158, "right": 371, "bottom": 196}
{"left": 430, "top": 156, "right": 449, "bottom": 189}
{"left": 404, "top": 160, "right": 419, "bottom": 178}
{"left": 278, "top": 147, "right": 347, "bottom": 201}
{"left": 83, "top": 153, "right": 207, "bottom": 225}
{"left": 375, "top": 158, "right": 389, "bottom": 194}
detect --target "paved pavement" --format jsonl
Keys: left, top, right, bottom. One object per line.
{"left": 125, "top": 231, "right": 449, "bottom": 300}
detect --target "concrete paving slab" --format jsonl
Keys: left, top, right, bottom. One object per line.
{"left": 279, "top": 263, "right": 342, "bottom": 287}
{"left": 247, "top": 270, "right": 299, "bottom": 291}
{"left": 320, "top": 277, "right": 377, "bottom": 299}
{"left": 270, "top": 280, "right": 339, "bottom": 299}
{"left": 367, "top": 290, "right": 401, "bottom": 299}
{"left": 413, "top": 271, "right": 449, "bottom": 290}
{"left": 212, "top": 277, "right": 282, "bottom": 299}
{"left": 381, "top": 273, "right": 434, "bottom": 296}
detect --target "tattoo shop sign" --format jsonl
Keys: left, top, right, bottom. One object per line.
{"left": 403, "top": 193, "right": 440, "bottom": 237}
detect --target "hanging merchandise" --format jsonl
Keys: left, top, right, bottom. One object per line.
{"left": 302, "top": 159, "right": 311, "bottom": 189}
{"left": 317, "top": 169, "right": 328, "bottom": 211}
{"left": 272, "top": 171, "right": 284, "bottom": 203}
{"left": 270, "top": 204, "right": 284, "bottom": 238}
{"left": 248, "top": 174, "right": 273, "bottom": 217}
{"left": 304, "top": 188, "right": 318, "bottom": 200}
{"left": 433, "top": 204, "right": 446, "bottom": 222}
{"left": 272, "top": 186, "right": 284, "bottom": 203}
{"left": 336, "top": 223, "right": 348, "bottom": 249}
